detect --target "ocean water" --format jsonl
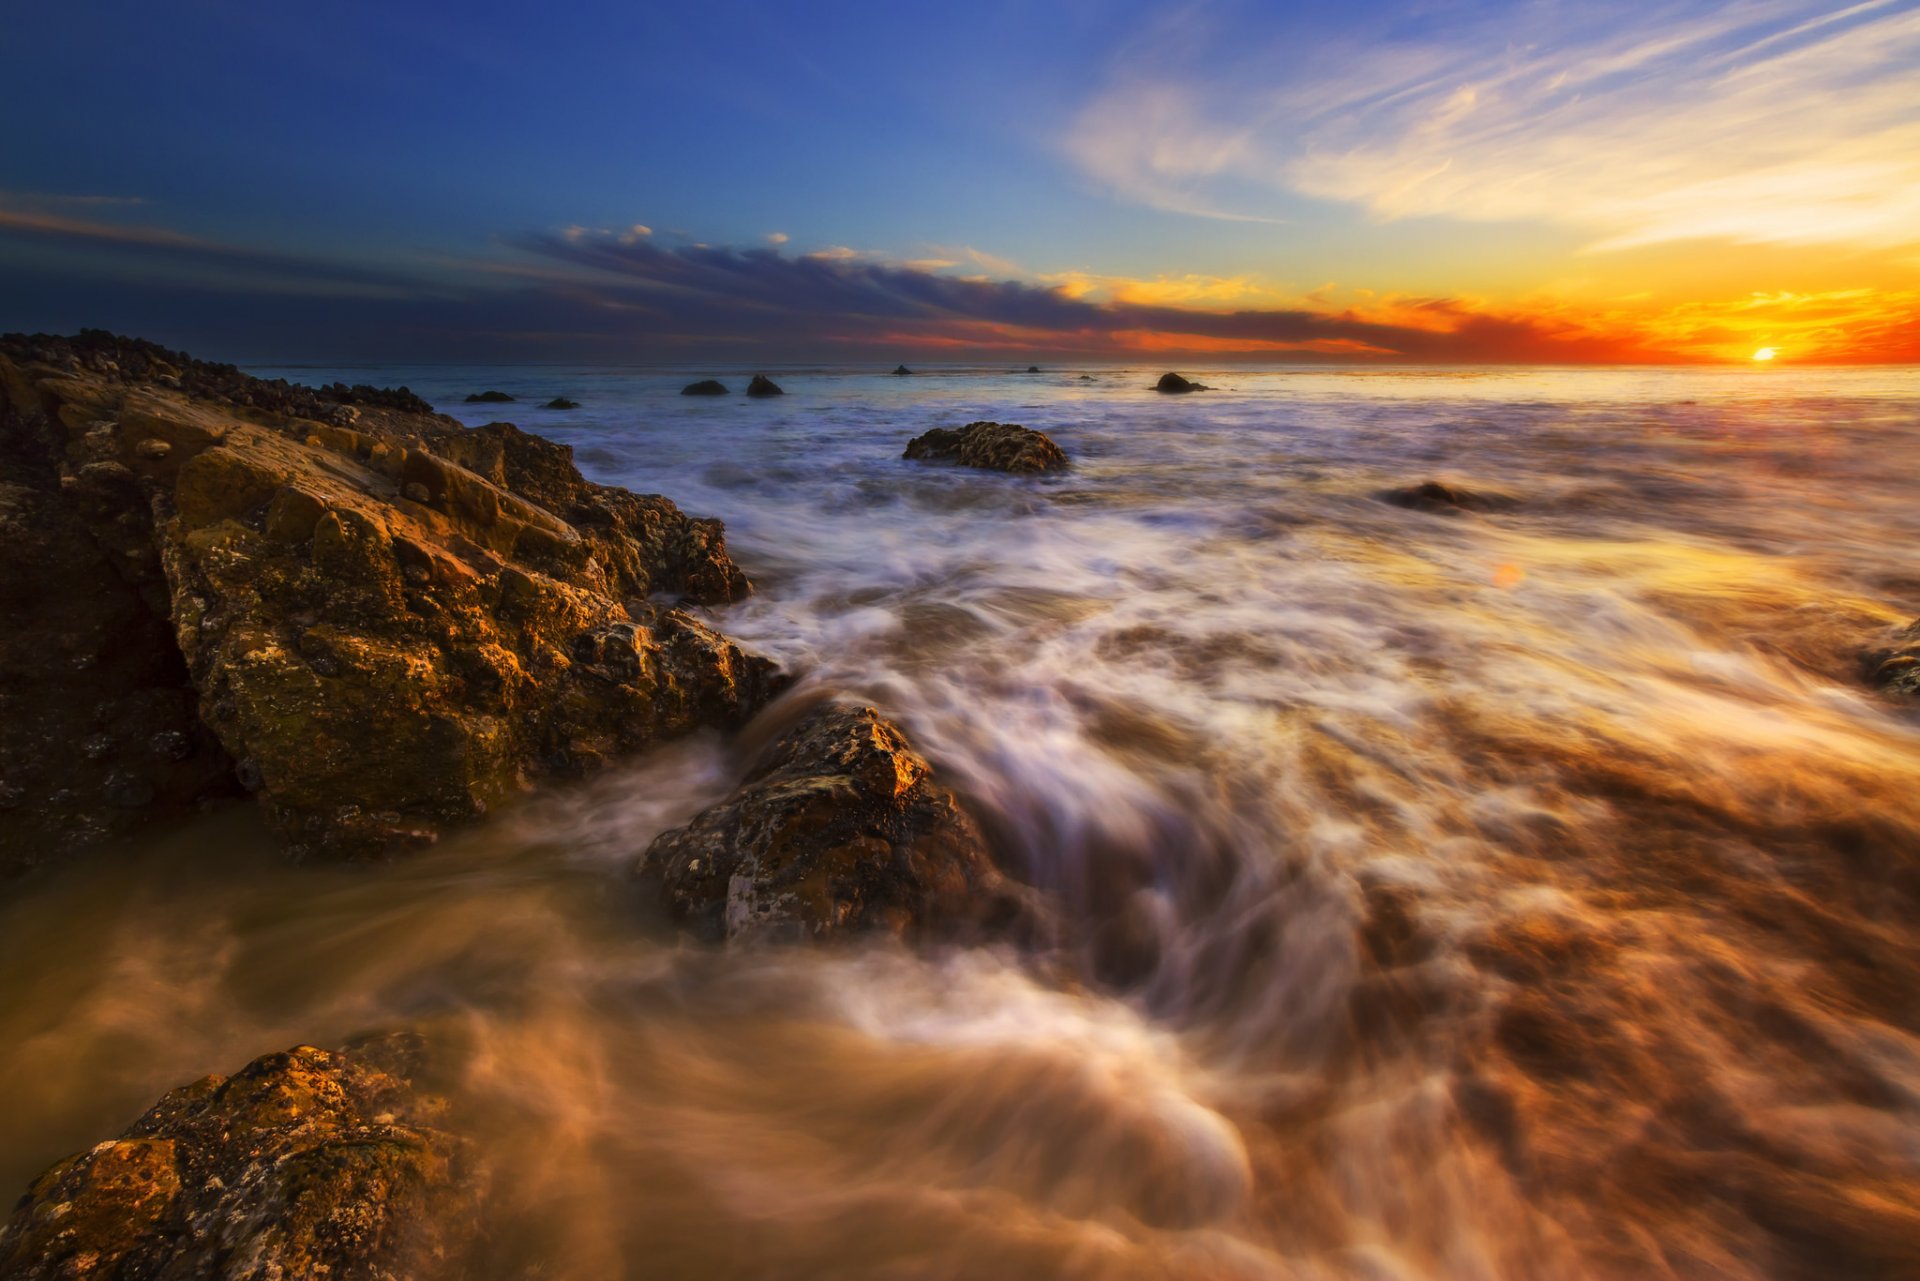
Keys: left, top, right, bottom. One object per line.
{"left": 4, "top": 362, "right": 1920, "bottom": 1279}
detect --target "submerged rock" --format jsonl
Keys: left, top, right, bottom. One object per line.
{"left": 1027, "top": 366, "right": 1041, "bottom": 373}
{"left": 637, "top": 705, "right": 1024, "bottom": 943}
{"left": 0, "top": 1036, "right": 484, "bottom": 1281}
{"left": 903, "top": 421, "right": 1069, "bottom": 474}
{"left": 1869, "top": 619, "right": 1920, "bottom": 696}
{"left": 1155, "top": 372, "right": 1205, "bottom": 393}
{"left": 1380, "top": 479, "right": 1519, "bottom": 514}
{"left": 893, "top": 364, "right": 913, "bottom": 376}
{"left": 464, "top": 390, "right": 514, "bottom": 403}
{"left": 542, "top": 396, "right": 580, "bottom": 409}
{"left": 0, "top": 331, "right": 776, "bottom": 863}
{"left": 746, "top": 374, "right": 784, "bottom": 397}
{"left": 681, "top": 379, "right": 729, "bottom": 396}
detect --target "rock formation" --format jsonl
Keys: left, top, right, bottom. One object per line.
{"left": 902, "top": 421, "right": 1069, "bottom": 474}
{"left": 464, "top": 390, "right": 514, "bottom": 404}
{"left": 1379, "top": 479, "right": 1519, "bottom": 514}
{"left": 542, "top": 396, "right": 579, "bottom": 409}
{"left": 0, "top": 331, "right": 776, "bottom": 864}
{"left": 1155, "top": 372, "right": 1205, "bottom": 393}
{"left": 745, "top": 374, "right": 783, "bottom": 397}
{"left": 1870, "top": 619, "right": 1920, "bottom": 696}
{"left": 0, "top": 1036, "right": 484, "bottom": 1281}
{"left": 681, "top": 379, "right": 728, "bottom": 396}
{"left": 637, "top": 705, "right": 1025, "bottom": 944}
{"left": 893, "top": 365, "right": 913, "bottom": 376}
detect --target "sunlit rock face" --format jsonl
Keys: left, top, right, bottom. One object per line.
{"left": 903, "top": 421, "right": 1070, "bottom": 474}
{"left": 0, "top": 331, "right": 777, "bottom": 862}
{"left": 638, "top": 704, "right": 1030, "bottom": 942}
{"left": 0, "top": 1036, "right": 484, "bottom": 1281}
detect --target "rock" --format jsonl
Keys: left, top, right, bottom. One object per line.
{"left": 893, "top": 365, "right": 913, "bottom": 376}
{"left": 463, "top": 390, "right": 514, "bottom": 404}
{"left": 637, "top": 705, "right": 1024, "bottom": 943}
{"left": 681, "top": 379, "right": 729, "bottom": 396}
{"left": 0, "top": 1036, "right": 484, "bottom": 1281}
{"left": 1079, "top": 374, "right": 1094, "bottom": 381}
{"left": 1027, "top": 366, "right": 1041, "bottom": 373}
{"left": 1155, "top": 372, "right": 1206, "bottom": 393}
{"left": 133, "top": 437, "right": 171, "bottom": 459}
{"left": 541, "top": 396, "right": 579, "bottom": 410}
{"left": 1379, "top": 479, "right": 1519, "bottom": 514}
{"left": 903, "top": 421, "right": 1069, "bottom": 474}
{"left": 0, "top": 330, "right": 778, "bottom": 863}
{"left": 1869, "top": 620, "right": 1920, "bottom": 696}
{"left": 745, "top": 375, "right": 783, "bottom": 398}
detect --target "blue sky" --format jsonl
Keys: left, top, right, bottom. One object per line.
{"left": 3, "top": 0, "right": 1916, "bottom": 362}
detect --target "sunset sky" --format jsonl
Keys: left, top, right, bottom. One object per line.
{"left": 3, "top": 0, "right": 1916, "bottom": 364}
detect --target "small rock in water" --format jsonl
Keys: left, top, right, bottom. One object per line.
{"left": 682, "top": 379, "right": 729, "bottom": 396}
{"left": 893, "top": 364, "right": 913, "bottom": 375}
{"left": 1870, "top": 619, "right": 1920, "bottom": 696}
{"left": 1380, "top": 479, "right": 1519, "bottom": 514}
{"left": 463, "top": 390, "right": 514, "bottom": 403}
{"left": 746, "top": 374, "right": 784, "bottom": 397}
{"left": 1155, "top": 371, "right": 1206, "bottom": 393}
{"left": 1027, "top": 365, "right": 1041, "bottom": 373}
{"left": 903, "top": 421, "right": 1069, "bottom": 474}
{"left": 543, "top": 396, "right": 580, "bottom": 409}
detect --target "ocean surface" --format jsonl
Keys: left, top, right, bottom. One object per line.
{"left": 5, "top": 362, "right": 1920, "bottom": 1279}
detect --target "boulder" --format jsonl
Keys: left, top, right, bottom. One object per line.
{"left": 903, "top": 421, "right": 1069, "bottom": 475}
{"left": 681, "top": 380, "right": 729, "bottom": 396}
{"left": 541, "top": 396, "right": 579, "bottom": 409}
{"left": 745, "top": 375, "right": 783, "bottom": 398}
{"left": 1155, "top": 372, "right": 1206, "bottom": 393}
{"left": 637, "top": 705, "right": 1024, "bottom": 943}
{"left": 463, "top": 390, "right": 514, "bottom": 404}
{"left": 0, "top": 331, "right": 777, "bottom": 863}
{"left": 1379, "top": 479, "right": 1519, "bottom": 514}
{"left": 1869, "top": 619, "right": 1920, "bottom": 696}
{"left": 0, "top": 1036, "right": 484, "bottom": 1281}
{"left": 1027, "top": 365, "right": 1041, "bottom": 373}
{"left": 893, "top": 365, "right": 913, "bottom": 376}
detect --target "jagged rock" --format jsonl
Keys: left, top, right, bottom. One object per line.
{"left": 0, "top": 331, "right": 777, "bottom": 862}
{"left": 1155, "top": 372, "right": 1205, "bottom": 393}
{"left": 463, "top": 391, "right": 514, "bottom": 404}
{"left": 681, "top": 380, "right": 728, "bottom": 396}
{"left": 1380, "top": 479, "right": 1519, "bottom": 514}
{"left": 745, "top": 375, "right": 783, "bottom": 398}
{"left": 637, "top": 705, "right": 1024, "bottom": 943}
{"left": 0, "top": 1036, "right": 484, "bottom": 1281}
{"left": 1870, "top": 620, "right": 1920, "bottom": 696}
{"left": 903, "top": 421, "right": 1069, "bottom": 475}
{"left": 893, "top": 365, "right": 913, "bottom": 376}
{"left": 541, "top": 396, "right": 579, "bottom": 410}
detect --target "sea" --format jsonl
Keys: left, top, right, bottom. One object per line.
{"left": 4, "top": 362, "right": 1919, "bottom": 1279}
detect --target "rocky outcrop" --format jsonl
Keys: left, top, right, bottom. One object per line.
{"left": 1869, "top": 619, "right": 1920, "bottom": 696}
{"left": 464, "top": 391, "right": 514, "bottom": 404}
{"left": 637, "top": 705, "right": 1024, "bottom": 944}
{"left": 0, "top": 1036, "right": 484, "bottom": 1281}
{"left": 1155, "top": 372, "right": 1205, "bottom": 393}
{"left": 681, "top": 380, "right": 728, "bottom": 396}
{"left": 903, "top": 421, "right": 1069, "bottom": 475}
{"left": 0, "top": 331, "right": 776, "bottom": 863}
{"left": 745, "top": 375, "right": 783, "bottom": 397}
{"left": 893, "top": 365, "right": 913, "bottom": 376}
{"left": 1026, "top": 366, "right": 1041, "bottom": 373}
{"left": 542, "top": 396, "right": 579, "bottom": 409}
{"left": 1380, "top": 479, "right": 1519, "bottom": 514}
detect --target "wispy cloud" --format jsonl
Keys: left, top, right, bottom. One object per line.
{"left": 1066, "top": 1, "right": 1920, "bottom": 251}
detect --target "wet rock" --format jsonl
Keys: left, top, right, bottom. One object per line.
{"left": 0, "top": 1037, "right": 484, "bottom": 1281}
{"left": 903, "top": 421, "right": 1069, "bottom": 475}
{"left": 1869, "top": 619, "right": 1920, "bottom": 696}
{"left": 893, "top": 364, "right": 913, "bottom": 376}
{"left": 637, "top": 705, "right": 1024, "bottom": 943}
{"left": 541, "top": 396, "right": 579, "bottom": 409}
{"left": 1155, "top": 372, "right": 1206, "bottom": 393}
{"left": 463, "top": 390, "right": 514, "bottom": 403}
{"left": 745, "top": 374, "right": 783, "bottom": 397}
{"left": 1027, "top": 365, "right": 1041, "bottom": 374}
{"left": 681, "top": 379, "right": 729, "bottom": 396}
{"left": 1, "top": 330, "right": 777, "bottom": 862}
{"left": 1379, "top": 479, "right": 1519, "bottom": 514}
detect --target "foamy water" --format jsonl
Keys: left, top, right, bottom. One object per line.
{"left": 3, "top": 363, "right": 1918, "bottom": 1279}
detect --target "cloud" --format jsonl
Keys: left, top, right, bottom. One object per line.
{"left": 1065, "top": 0, "right": 1920, "bottom": 251}
{"left": 765, "top": 231, "right": 789, "bottom": 245}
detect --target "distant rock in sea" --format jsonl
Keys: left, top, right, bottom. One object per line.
{"left": 893, "top": 364, "right": 913, "bottom": 375}
{"left": 1155, "top": 372, "right": 1206, "bottom": 393}
{"left": 1079, "top": 374, "right": 1094, "bottom": 380}
{"left": 746, "top": 374, "right": 784, "bottom": 397}
{"left": 903, "top": 421, "right": 1069, "bottom": 474}
{"left": 636, "top": 704, "right": 1027, "bottom": 944}
{"left": 682, "top": 379, "right": 729, "bottom": 396}
{"left": 1380, "top": 479, "right": 1519, "bottom": 514}
{"left": 1027, "top": 365, "right": 1041, "bottom": 373}
{"left": 543, "top": 396, "right": 580, "bottom": 409}
{"left": 464, "top": 389, "right": 514, "bottom": 403}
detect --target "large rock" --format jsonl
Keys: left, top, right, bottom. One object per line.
{"left": 0, "top": 1036, "right": 483, "bottom": 1281}
{"left": 637, "top": 705, "right": 1023, "bottom": 943}
{"left": 1379, "top": 479, "right": 1520, "bottom": 514}
{"left": 1870, "top": 619, "right": 1920, "bottom": 696}
{"left": 0, "top": 331, "right": 776, "bottom": 862}
{"left": 463, "top": 390, "right": 514, "bottom": 404}
{"left": 745, "top": 374, "right": 783, "bottom": 398}
{"left": 681, "top": 379, "right": 728, "bottom": 396}
{"left": 541, "top": 396, "right": 579, "bottom": 410}
{"left": 903, "top": 421, "right": 1069, "bottom": 474}
{"left": 1155, "top": 372, "right": 1205, "bottom": 393}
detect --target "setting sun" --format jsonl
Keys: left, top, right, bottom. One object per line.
{"left": 1753, "top": 347, "right": 1777, "bottom": 361}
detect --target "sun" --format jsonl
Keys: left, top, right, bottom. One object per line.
{"left": 1752, "top": 347, "right": 1777, "bottom": 362}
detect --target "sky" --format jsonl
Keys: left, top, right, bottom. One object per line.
{"left": 2, "top": 0, "right": 1917, "bottom": 364}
